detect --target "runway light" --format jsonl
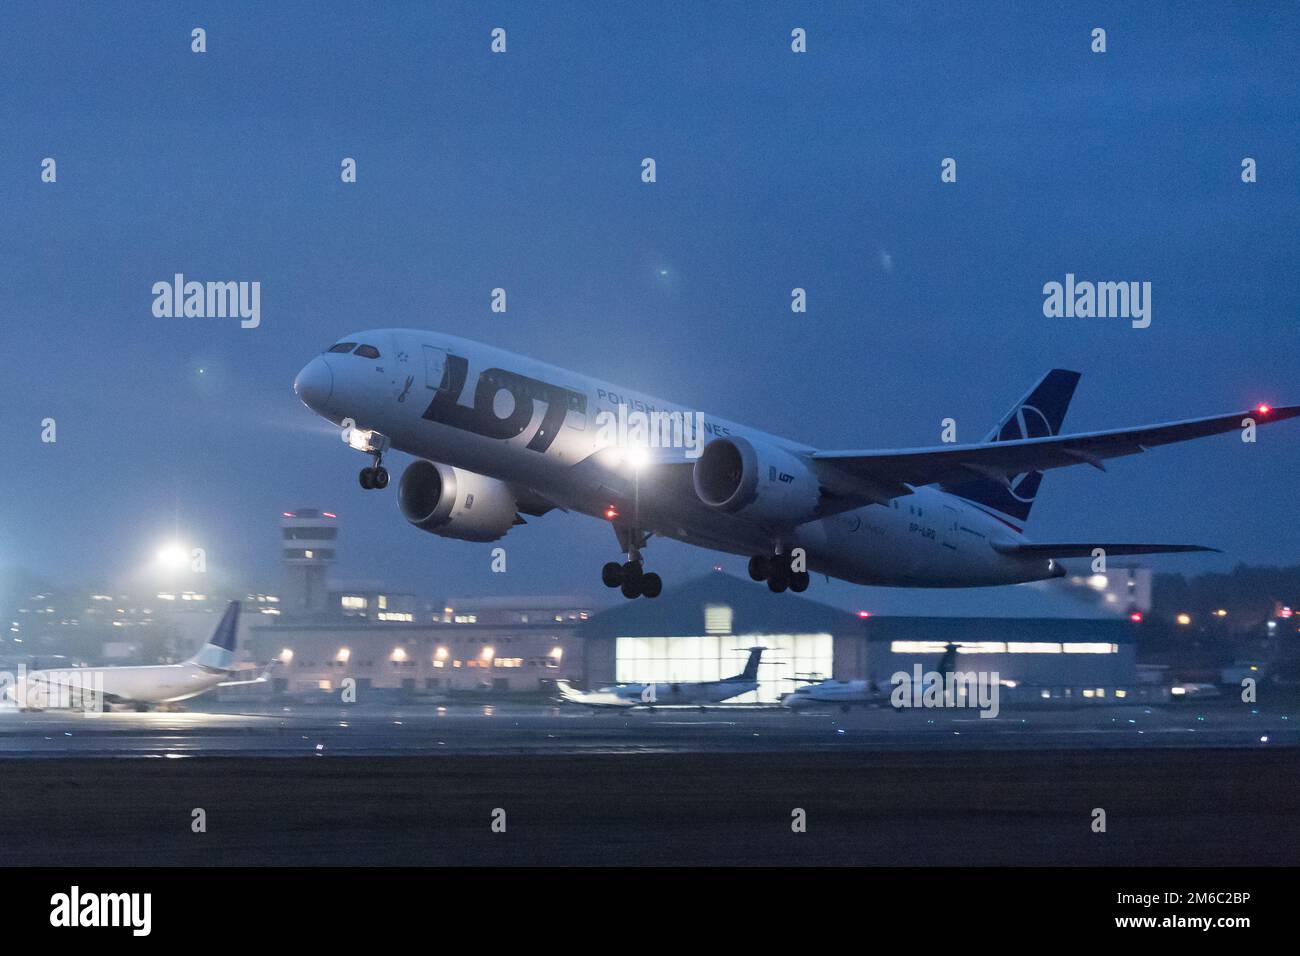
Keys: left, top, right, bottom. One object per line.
{"left": 1176, "top": 613, "right": 1192, "bottom": 626}
{"left": 1214, "top": 608, "right": 1229, "bottom": 618}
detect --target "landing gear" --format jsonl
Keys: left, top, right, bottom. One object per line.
{"left": 752, "top": 552, "right": 810, "bottom": 593}
{"left": 601, "top": 525, "right": 662, "bottom": 599}
{"left": 359, "top": 453, "right": 389, "bottom": 490}
{"left": 603, "top": 559, "right": 662, "bottom": 599}
{"left": 355, "top": 433, "right": 391, "bottom": 490}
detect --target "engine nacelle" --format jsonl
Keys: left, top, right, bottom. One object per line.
{"left": 398, "top": 460, "right": 518, "bottom": 542}
{"left": 692, "top": 436, "right": 821, "bottom": 527}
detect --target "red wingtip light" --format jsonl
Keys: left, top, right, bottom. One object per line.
{"left": 604, "top": 506, "right": 619, "bottom": 520}
{"left": 1256, "top": 403, "right": 1272, "bottom": 415}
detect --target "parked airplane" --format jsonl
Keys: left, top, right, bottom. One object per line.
{"left": 293, "top": 330, "right": 1299, "bottom": 598}
{"left": 7, "top": 601, "right": 259, "bottom": 711}
{"left": 784, "top": 645, "right": 959, "bottom": 711}
{"left": 556, "top": 647, "right": 766, "bottom": 708}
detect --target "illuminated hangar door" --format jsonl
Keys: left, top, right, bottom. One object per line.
{"left": 614, "top": 634, "right": 833, "bottom": 704}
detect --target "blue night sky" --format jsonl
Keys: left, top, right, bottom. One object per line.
{"left": 1, "top": 1, "right": 1297, "bottom": 611}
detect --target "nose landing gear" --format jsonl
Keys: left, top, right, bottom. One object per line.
{"left": 359, "top": 456, "right": 389, "bottom": 490}
{"left": 748, "top": 553, "right": 810, "bottom": 593}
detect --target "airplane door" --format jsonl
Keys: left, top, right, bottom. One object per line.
{"left": 942, "top": 505, "right": 958, "bottom": 551}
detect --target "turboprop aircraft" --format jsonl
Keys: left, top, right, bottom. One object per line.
{"left": 555, "top": 647, "right": 766, "bottom": 708}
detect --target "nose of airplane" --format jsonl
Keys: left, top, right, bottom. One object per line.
{"left": 294, "top": 357, "right": 333, "bottom": 410}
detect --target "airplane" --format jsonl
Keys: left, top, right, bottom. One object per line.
{"left": 555, "top": 647, "right": 766, "bottom": 708}
{"left": 5, "top": 601, "right": 260, "bottom": 711}
{"left": 784, "top": 644, "right": 959, "bottom": 711}
{"left": 292, "top": 329, "right": 1299, "bottom": 599}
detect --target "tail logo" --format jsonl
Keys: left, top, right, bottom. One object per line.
{"left": 998, "top": 404, "right": 1053, "bottom": 503}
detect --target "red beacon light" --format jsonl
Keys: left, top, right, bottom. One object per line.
{"left": 857, "top": 610, "right": 872, "bottom": 619}
{"left": 1129, "top": 611, "right": 1143, "bottom": 623}
{"left": 604, "top": 505, "right": 619, "bottom": 520}
{"left": 1256, "top": 403, "right": 1272, "bottom": 415}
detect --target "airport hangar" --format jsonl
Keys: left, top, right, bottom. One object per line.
{"left": 579, "top": 571, "right": 1147, "bottom": 705}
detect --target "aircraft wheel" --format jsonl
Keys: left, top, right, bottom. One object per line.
{"left": 372, "top": 466, "right": 389, "bottom": 489}
{"left": 640, "top": 572, "right": 663, "bottom": 598}
{"left": 747, "top": 555, "right": 769, "bottom": 581}
{"left": 621, "top": 560, "right": 643, "bottom": 587}
{"left": 767, "top": 574, "right": 788, "bottom": 594}
{"left": 620, "top": 578, "right": 642, "bottom": 599}
{"left": 359, "top": 467, "right": 374, "bottom": 489}
{"left": 790, "top": 570, "right": 810, "bottom": 593}
{"left": 601, "top": 561, "right": 624, "bottom": 588}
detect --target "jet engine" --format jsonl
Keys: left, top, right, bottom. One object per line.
{"left": 692, "top": 436, "right": 821, "bottom": 527}
{"left": 397, "top": 460, "right": 519, "bottom": 542}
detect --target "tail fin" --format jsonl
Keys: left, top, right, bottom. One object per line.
{"left": 940, "top": 369, "right": 1081, "bottom": 529}
{"left": 735, "top": 646, "right": 765, "bottom": 682}
{"left": 190, "top": 601, "right": 240, "bottom": 670}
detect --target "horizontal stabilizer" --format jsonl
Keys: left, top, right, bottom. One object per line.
{"left": 992, "top": 542, "right": 1220, "bottom": 558}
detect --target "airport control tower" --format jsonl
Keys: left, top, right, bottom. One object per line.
{"left": 280, "top": 508, "right": 338, "bottom": 617}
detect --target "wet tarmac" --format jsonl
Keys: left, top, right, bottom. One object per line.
{"left": 0, "top": 699, "right": 1292, "bottom": 757}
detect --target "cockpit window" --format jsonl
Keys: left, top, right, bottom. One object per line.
{"left": 327, "top": 342, "right": 357, "bottom": 353}
{"left": 355, "top": 344, "right": 381, "bottom": 359}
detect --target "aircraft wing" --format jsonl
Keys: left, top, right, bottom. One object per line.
{"left": 992, "top": 542, "right": 1220, "bottom": 558}
{"left": 812, "top": 404, "right": 1300, "bottom": 489}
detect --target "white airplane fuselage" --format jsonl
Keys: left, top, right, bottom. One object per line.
{"left": 293, "top": 329, "right": 1068, "bottom": 588}
{"left": 16, "top": 662, "right": 231, "bottom": 707}
{"left": 558, "top": 677, "right": 759, "bottom": 708}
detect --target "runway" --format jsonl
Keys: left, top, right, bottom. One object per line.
{"left": 1, "top": 702, "right": 1295, "bottom": 865}
{"left": 0, "top": 699, "right": 1294, "bottom": 757}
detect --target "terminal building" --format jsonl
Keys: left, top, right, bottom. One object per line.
{"left": 246, "top": 593, "right": 590, "bottom": 698}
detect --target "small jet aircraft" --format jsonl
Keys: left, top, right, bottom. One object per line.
{"left": 294, "top": 330, "right": 1299, "bottom": 599}
{"left": 6, "top": 601, "right": 263, "bottom": 711}
{"left": 556, "top": 647, "right": 766, "bottom": 708}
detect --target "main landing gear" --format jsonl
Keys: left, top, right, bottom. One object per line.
{"left": 602, "top": 524, "right": 662, "bottom": 599}
{"left": 359, "top": 454, "right": 389, "bottom": 490}
{"left": 748, "top": 553, "right": 810, "bottom": 593}
{"left": 602, "top": 559, "right": 662, "bottom": 600}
